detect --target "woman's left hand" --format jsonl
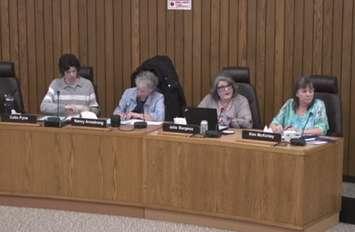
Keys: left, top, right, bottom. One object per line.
{"left": 127, "top": 112, "right": 153, "bottom": 121}
{"left": 126, "top": 112, "right": 142, "bottom": 120}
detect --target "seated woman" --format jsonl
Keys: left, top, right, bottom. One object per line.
{"left": 113, "top": 71, "right": 164, "bottom": 121}
{"left": 40, "top": 54, "right": 99, "bottom": 116}
{"left": 198, "top": 74, "right": 252, "bottom": 128}
{"left": 270, "top": 76, "right": 329, "bottom": 136}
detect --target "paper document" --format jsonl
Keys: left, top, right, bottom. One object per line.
{"left": 120, "top": 119, "right": 163, "bottom": 126}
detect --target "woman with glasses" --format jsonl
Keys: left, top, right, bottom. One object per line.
{"left": 198, "top": 73, "right": 252, "bottom": 128}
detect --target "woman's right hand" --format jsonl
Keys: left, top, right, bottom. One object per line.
{"left": 270, "top": 124, "right": 283, "bottom": 134}
{"left": 116, "top": 112, "right": 128, "bottom": 120}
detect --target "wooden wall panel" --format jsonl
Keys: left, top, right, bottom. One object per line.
{"left": 183, "top": 10, "right": 193, "bottom": 104}
{"left": 27, "top": 0, "right": 37, "bottom": 113}
{"left": 35, "top": 0, "right": 46, "bottom": 109}
{"left": 113, "top": 0, "right": 123, "bottom": 108}
{"left": 341, "top": 0, "right": 353, "bottom": 176}
{"left": 264, "top": 0, "right": 275, "bottom": 121}
{"left": 201, "top": 0, "right": 211, "bottom": 96}
{"left": 274, "top": 0, "right": 285, "bottom": 114}
{"left": 192, "top": 0, "right": 201, "bottom": 105}
{"left": 1, "top": 0, "right": 355, "bottom": 175}
{"left": 256, "top": 0, "right": 266, "bottom": 120}
{"left": 0, "top": 0, "right": 10, "bottom": 60}
{"left": 105, "top": 0, "right": 115, "bottom": 115}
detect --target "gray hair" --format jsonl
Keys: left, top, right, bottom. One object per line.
{"left": 210, "top": 74, "right": 238, "bottom": 101}
{"left": 135, "top": 71, "right": 159, "bottom": 90}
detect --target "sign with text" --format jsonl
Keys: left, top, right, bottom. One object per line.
{"left": 242, "top": 130, "right": 281, "bottom": 143}
{"left": 167, "top": 0, "right": 192, "bottom": 10}
{"left": 163, "top": 122, "right": 199, "bottom": 134}
{"left": 1, "top": 114, "right": 37, "bottom": 124}
{"left": 71, "top": 118, "right": 107, "bottom": 128}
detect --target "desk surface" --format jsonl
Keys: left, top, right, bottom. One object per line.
{"left": 0, "top": 123, "right": 343, "bottom": 232}
{"left": 151, "top": 129, "right": 338, "bottom": 155}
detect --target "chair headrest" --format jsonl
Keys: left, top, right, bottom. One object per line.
{"left": 79, "top": 66, "right": 94, "bottom": 82}
{"left": 0, "top": 62, "right": 15, "bottom": 78}
{"left": 221, "top": 67, "right": 250, "bottom": 83}
{"left": 308, "top": 75, "right": 338, "bottom": 94}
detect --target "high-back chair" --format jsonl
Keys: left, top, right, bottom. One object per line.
{"left": 308, "top": 75, "right": 342, "bottom": 136}
{"left": 0, "top": 62, "right": 25, "bottom": 113}
{"left": 221, "top": 67, "right": 262, "bottom": 129}
{"left": 130, "top": 55, "right": 186, "bottom": 121}
{"left": 79, "top": 66, "right": 99, "bottom": 105}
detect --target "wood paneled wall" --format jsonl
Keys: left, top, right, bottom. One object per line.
{"left": 1, "top": 0, "right": 355, "bottom": 175}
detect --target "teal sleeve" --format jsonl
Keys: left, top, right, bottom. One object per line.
{"left": 313, "top": 100, "right": 329, "bottom": 135}
{"left": 271, "top": 99, "right": 292, "bottom": 126}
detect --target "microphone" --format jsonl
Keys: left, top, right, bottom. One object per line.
{"left": 133, "top": 101, "right": 147, "bottom": 129}
{"left": 44, "top": 90, "right": 63, "bottom": 127}
{"left": 56, "top": 91, "right": 60, "bottom": 121}
{"left": 290, "top": 112, "right": 313, "bottom": 146}
{"left": 214, "top": 107, "right": 224, "bottom": 131}
{"left": 218, "top": 107, "right": 224, "bottom": 121}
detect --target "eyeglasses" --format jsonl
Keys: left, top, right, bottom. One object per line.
{"left": 217, "top": 84, "right": 232, "bottom": 91}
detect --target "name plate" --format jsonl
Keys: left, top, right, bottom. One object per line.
{"left": 242, "top": 130, "right": 281, "bottom": 142}
{"left": 162, "top": 122, "right": 199, "bottom": 134}
{"left": 71, "top": 118, "right": 107, "bottom": 128}
{"left": 1, "top": 114, "right": 37, "bottom": 123}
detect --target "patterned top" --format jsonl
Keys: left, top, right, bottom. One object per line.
{"left": 198, "top": 94, "right": 252, "bottom": 129}
{"left": 40, "top": 77, "right": 99, "bottom": 116}
{"left": 271, "top": 98, "right": 329, "bottom": 135}
{"left": 113, "top": 87, "right": 165, "bottom": 121}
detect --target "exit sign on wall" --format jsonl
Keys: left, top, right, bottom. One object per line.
{"left": 167, "top": 0, "right": 192, "bottom": 10}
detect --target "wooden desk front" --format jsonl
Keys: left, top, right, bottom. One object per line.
{"left": 0, "top": 124, "right": 343, "bottom": 232}
{"left": 0, "top": 123, "right": 149, "bottom": 207}
{"left": 143, "top": 131, "right": 343, "bottom": 231}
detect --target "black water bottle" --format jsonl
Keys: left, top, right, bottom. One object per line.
{"left": 3, "top": 94, "right": 14, "bottom": 115}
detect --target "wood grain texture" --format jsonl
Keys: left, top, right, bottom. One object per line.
{"left": 0, "top": 0, "right": 355, "bottom": 175}
{"left": 143, "top": 130, "right": 343, "bottom": 229}
{"left": 0, "top": 124, "right": 343, "bottom": 231}
{"left": 0, "top": 124, "right": 145, "bottom": 205}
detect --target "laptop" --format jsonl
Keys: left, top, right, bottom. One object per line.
{"left": 184, "top": 107, "right": 228, "bottom": 131}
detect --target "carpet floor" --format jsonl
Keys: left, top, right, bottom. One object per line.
{"left": 0, "top": 205, "right": 355, "bottom": 232}
{"left": 1, "top": 182, "right": 354, "bottom": 231}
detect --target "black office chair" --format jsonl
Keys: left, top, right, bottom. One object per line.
{"left": 130, "top": 55, "right": 187, "bottom": 121}
{"left": 79, "top": 66, "right": 99, "bottom": 104}
{"left": 79, "top": 66, "right": 94, "bottom": 83}
{"left": 308, "top": 75, "right": 342, "bottom": 137}
{"left": 221, "top": 67, "right": 262, "bottom": 129}
{"left": 0, "top": 61, "right": 25, "bottom": 113}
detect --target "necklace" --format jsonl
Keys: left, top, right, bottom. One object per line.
{"left": 218, "top": 100, "right": 231, "bottom": 113}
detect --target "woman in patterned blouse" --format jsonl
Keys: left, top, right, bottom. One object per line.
{"left": 270, "top": 76, "right": 329, "bottom": 136}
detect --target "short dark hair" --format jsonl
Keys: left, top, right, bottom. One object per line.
{"left": 58, "top": 53, "right": 81, "bottom": 76}
{"left": 210, "top": 73, "right": 238, "bottom": 101}
{"left": 292, "top": 76, "right": 315, "bottom": 111}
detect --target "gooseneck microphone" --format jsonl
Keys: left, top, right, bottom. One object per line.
{"left": 133, "top": 100, "right": 148, "bottom": 129}
{"left": 56, "top": 91, "right": 60, "bottom": 121}
{"left": 44, "top": 90, "right": 63, "bottom": 128}
{"left": 290, "top": 112, "right": 313, "bottom": 146}
{"left": 217, "top": 107, "right": 224, "bottom": 127}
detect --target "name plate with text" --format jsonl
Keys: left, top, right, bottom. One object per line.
{"left": 163, "top": 122, "right": 199, "bottom": 134}
{"left": 71, "top": 118, "right": 107, "bottom": 128}
{"left": 242, "top": 130, "right": 281, "bottom": 142}
{"left": 1, "top": 114, "right": 37, "bottom": 123}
